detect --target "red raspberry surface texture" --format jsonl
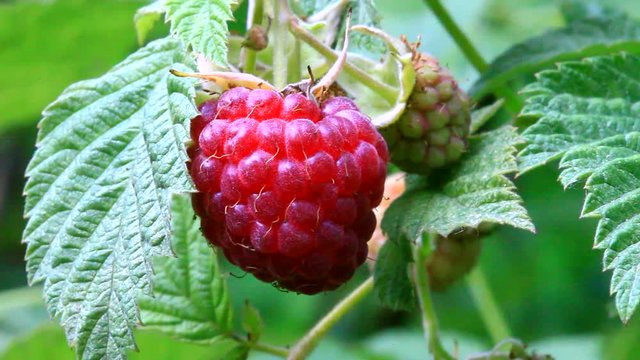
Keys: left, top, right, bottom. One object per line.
{"left": 189, "top": 88, "right": 388, "bottom": 294}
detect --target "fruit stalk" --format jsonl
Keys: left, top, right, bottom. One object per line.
{"left": 273, "top": 0, "right": 290, "bottom": 88}
{"left": 412, "top": 234, "right": 455, "bottom": 360}
{"left": 467, "top": 267, "right": 512, "bottom": 344}
{"left": 288, "top": 19, "right": 398, "bottom": 103}
{"left": 288, "top": 277, "right": 374, "bottom": 360}
{"left": 250, "top": 342, "right": 290, "bottom": 357}
{"left": 422, "top": 0, "right": 523, "bottom": 113}
{"left": 232, "top": 334, "right": 290, "bottom": 357}
{"left": 243, "top": 0, "right": 264, "bottom": 74}
{"left": 288, "top": 38, "right": 302, "bottom": 83}
{"left": 422, "top": 0, "right": 487, "bottom": 73}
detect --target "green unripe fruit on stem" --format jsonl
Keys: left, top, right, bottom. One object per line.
{"left": 382, "top": 52, "right": 471, "bottom": 174}
{"left": 368, "top": 174, "right": 493, "bottom": 291}
{"left": 428, "top": 228, "right": 484, "bottom": 291}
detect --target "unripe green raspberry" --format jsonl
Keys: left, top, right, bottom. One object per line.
{"left": 428, "top": 228, "right": 483, "bottom": 291}
{"left": 368, "top": 174, "right": 494, "bottom": 291}
{"left": 382, "top": 53, "right": 471, "bottom": 174}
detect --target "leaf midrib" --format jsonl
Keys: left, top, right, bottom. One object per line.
{"left": 25, "top": 67, "right": 172, "bottom": 223}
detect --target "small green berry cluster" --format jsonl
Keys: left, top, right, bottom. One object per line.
{"left": 381, "top": 53, "right": 470, "bottom": 174}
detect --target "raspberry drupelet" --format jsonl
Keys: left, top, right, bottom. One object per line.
{"left": 189, "top": 88, "right": 389, "bottom": 294}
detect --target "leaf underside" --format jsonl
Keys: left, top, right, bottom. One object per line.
{"left": 138, "top": 194, "right": 233, "bottom": 345}
{"left": 165, "top": 0, "right": 234, "bottom": 66}
{"left": 373, "top": 237, "right": 414, "bottom": 311}
{"left": 22, "top": 38, "right": 197, "bottom": 359}
{"left": 375, "top": 125, "right": 534, "bottom": 309}
{"left": 299, "top": 0, "right": 384, "bottom": 52}
{"left": 519, "top": 53, "right": 640, "bottom": 323}
{"left": 471, "top": 14, "right": 640, "bottom": 99}
{"left": 339, "top": 0, "right": 384, "bottom": 52}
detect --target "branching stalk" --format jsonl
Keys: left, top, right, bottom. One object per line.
{"left": 412, "top": 235, "right": 455, "bottom": 360}
{"left": 251, "top": 341, "right": 290, "bottom": 357}
{"left": 288, "top": 19, "right": 398, "bottom": 103}
{"left": 232, "top": 334, "right": 289, "bottom": 358}
{"left": 272, "top": 0, "right": 290, "bottom": 88}
{"left": 422, "top": 0, "right": 523, "bottom": 113}
{"left": 243, "top": 0, "right": 264, "bottom": 74}
{"left": 423, "top": 0, "right": 487, "bottom": 73}
{"left": 288, "top": 38, "right": 302, "bottom": 84}
{"left": 466, "top": 267, "right": 511, "bottom": 344}
{"left": 287, "top": 277, "right": 374, "bottom": 360}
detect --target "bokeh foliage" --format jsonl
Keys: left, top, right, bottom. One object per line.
{"left": 1, "top": 0, "right": 639, "bottom": 359}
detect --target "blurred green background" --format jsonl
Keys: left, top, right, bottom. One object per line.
{"left": 1, "top": 0, "right": 640, "bottom": 359}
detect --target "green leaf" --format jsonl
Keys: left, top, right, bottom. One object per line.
{"left": 375, "top": 126, "right": 533, "bottom": 309}
{"left": 383, "top": 126, "right": 534, "bottom": 239}
{"left": 165, "top": 0, "right": 234, "bottom": 66}
{"left": 135, "top": 1, "right": 166, "bottom": 45}
{"left": 470, "top": 14, "right": 640, "bottom": 99}
{"left": 373, "top": 238, "right": 414, "bottom": 311}
{"left": 241, "top": 301, "right": 264, "bottom": 343}
{"left": 470, "top": 100, "right": 504, "bottom": 134}
{"left": 22, "top": 37, "right": 197, "bottom": 359}
{"left": 519, "top": 54, "right": 640, "bottom": 173}
{"left": 518, "top": 54, "right": 640, "bottom": 322}
{"left": 138, "top": 194, "right": 233, "bottom": 343}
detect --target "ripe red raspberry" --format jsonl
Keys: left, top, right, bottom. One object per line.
{"left": 189, "top": 88, "right": 388, "bottom": 294}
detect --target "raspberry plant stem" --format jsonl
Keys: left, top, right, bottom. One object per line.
{"left": 288, "top": 19, "right": 398, "bottom": 104}
{"left": 273, "top": 0, "right": 290, "bottom": 88}
{"left": 287, "top": 277, "right": 374, "bottom": 360}
{"left": 466, "top": 266, "right": 512, "bottom": 344}
{"left": 251, "top": 341, "right": 290, "bottom": 357}
{"left": 423, "top": 0, "right": 487, "bottom": 73}
{"left": 413, "top": 234, "right": 455, "bottom": 360}
{"left": 422, "top": 0, "right": 523, "bottom": 113}
{"left": 232, "top": 335, "right": 290, "bottom": 357}
{"left": 288, "top": 38, "right": 302, "bottom": 84}
{"left": 419, "top": 5, "right": 519, "bottom": 336}
{"left": 243, "top": 0, "right": 263, "bottom": 74}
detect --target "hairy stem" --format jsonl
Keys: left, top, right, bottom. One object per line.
{"left": 243, "top": 0, "right": 264, "bottom": 74}
{"left": 288, "top": 277, "right": 374, "bottom": 360}
{"left": 288, "top": 38, "right": 302, "bottom": 84}
{"left": 252, "top": 341, "right": 290, "bottom": 357}
{"left": 288, "top": 19, "right": 398, "bottom": 103}
{"left": 232, "top": 334, "right": 289, "bottom": 358}
{"left": 272, "top": 0, "right": 289, "bottom": 88}
{"left": 422, "top": 0, "right": 523, "bottom": 113}
{"left": 413, "top": 235, "right": 455, "bottom": 360}
{"left": 423, "top": 0, "right": 487, "bottom": 72}
{"left": 466, "top": 266, "right": 511, "bottom": 344}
